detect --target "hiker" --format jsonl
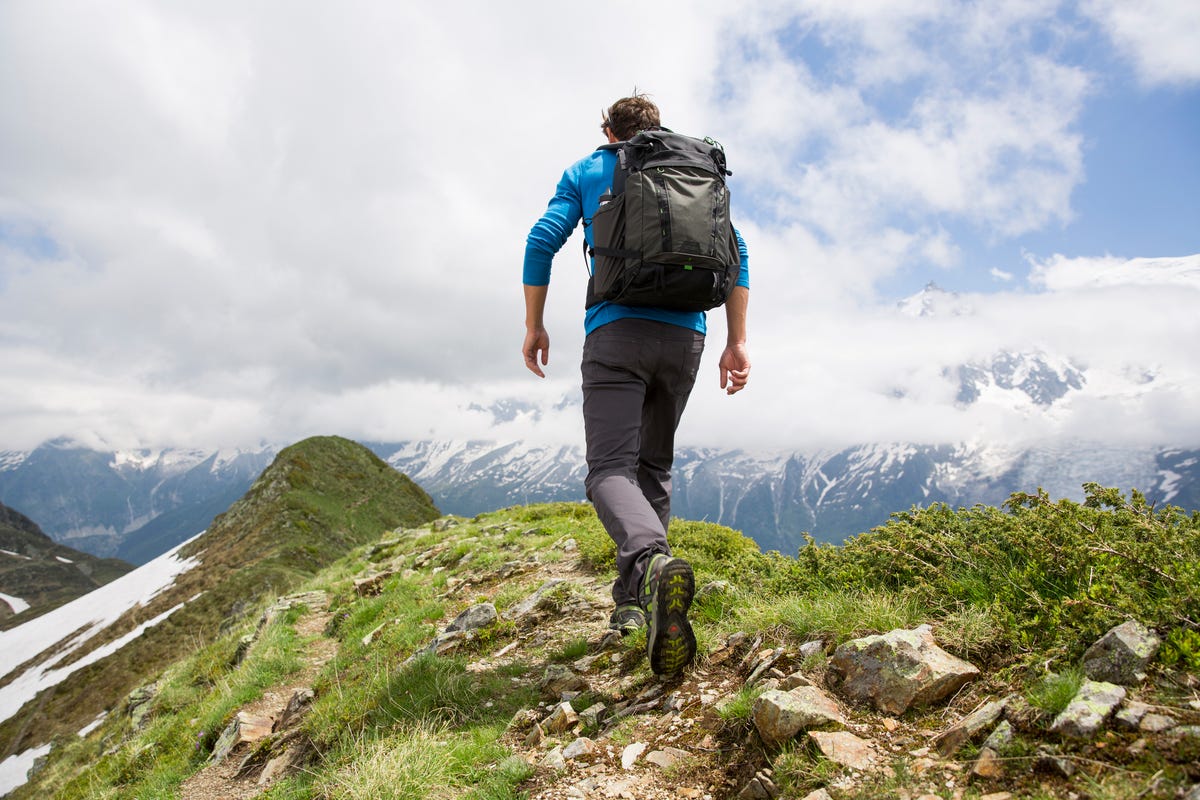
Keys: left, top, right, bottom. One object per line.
{"left": 521, "top": 93, "right": 750, "bottom": 676}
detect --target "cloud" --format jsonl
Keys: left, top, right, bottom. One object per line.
{"left": 1083, "top": 0, "right": 1200, "bottom": 86}
{"left": 0, "top": 1, "right": 1194, "bottom": 453}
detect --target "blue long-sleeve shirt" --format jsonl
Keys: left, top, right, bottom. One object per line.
{"left": 524, "top": 148, "right": 749, "bottom": 336}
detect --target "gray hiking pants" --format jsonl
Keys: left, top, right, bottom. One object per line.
{"left": 581, "top": 318, "right": 705, "bottom": 609}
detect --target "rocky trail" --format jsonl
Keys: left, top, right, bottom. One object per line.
{"left": 169, "top": 522, "right": 1200, "bottom": 799}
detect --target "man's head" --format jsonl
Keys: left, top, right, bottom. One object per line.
{"left": 601, "top": 93, "right": 660, "bottom": 141}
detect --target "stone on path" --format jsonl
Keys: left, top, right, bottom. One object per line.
{"left": 830, "top": 624, "right": 980, "bottom": 715}
{"left": 807, "top": 730, "right": 879, "bottom": 770}
{"left": 751, "top": 686, "right": 846, "bottom": 745}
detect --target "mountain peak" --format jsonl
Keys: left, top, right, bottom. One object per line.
{"left": 896, "top": 281, "right": 973, "bottom": 318}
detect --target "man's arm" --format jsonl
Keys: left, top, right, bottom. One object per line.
{"left": 522, "top": 283, "right": 550, "bottom": 378}
{"left": 718, "top": 285, "right": 750, "bottom": 395}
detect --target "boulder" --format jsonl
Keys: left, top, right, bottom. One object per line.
{"left": 1049, "top": 680, "right": 1126, "bottom": 739}
{"left": 751, "top": 686, "right": 846, "bottom": 745}
{"left": 446, "top": 602, "right": 497, "bottom": 633}
{"left": 829, "top": 625, "right": 980, "bottom": 715}
{"left": 1082, "top": 620, "right": 1160, "bottom": 685}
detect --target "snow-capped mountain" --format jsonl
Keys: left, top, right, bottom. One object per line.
{"left": 0, "top": 440, "right": 276, "bottom": 563}
{"left": 366, "top": 439, "right": 1200, "bottom": 554}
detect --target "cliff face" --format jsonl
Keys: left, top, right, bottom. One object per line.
{"left": 5, "top": 487, "right": 1198, "bottom": 799}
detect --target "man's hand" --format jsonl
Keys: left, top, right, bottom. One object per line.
{"left": 522, "top": 284, "right": 551, "bottom": 378}
{"left": 719, "top": 342, "right": 750, "bottom": 395}
{"left": 523, "top": 327, "right": 549, "bottom": 378}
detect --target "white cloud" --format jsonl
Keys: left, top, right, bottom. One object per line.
{"left": 1083, "top": 0, "right": 1200, "bottom": 86}
{"left": 0, "top": 1, "right": 1194, "bottom": 452}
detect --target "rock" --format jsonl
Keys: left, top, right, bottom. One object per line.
{"left": 354, "top": 570, "right": 398, "bottom": 597}
{"left": 210, "top": 712, "right": 275, "bottom": 763}
{"left": 830, "top": 624, "right": 980, "bottom": 715}
{"left": 579, "top": 702, "right": 606, "bottom": 729}
{"left": 544, "top": 701, "right": 578, "bottom": 734}
{"left": 802, "top": 790, "right": 833, "bottom": 800}
{"left": 504, "top": 579, "right": 564, "bottom": 621}
{"left": 808, "top": 730, "right": 879, "bottom": 770}
{"left": 541, "top": 745, "right": 566, "bottom": 771}
{"left": 1082, "top": 620, "right": 1160, "bottom": 685}
{"left": 971, "top": 747, "right": 1004, "bottom": 779}
{"left": 256, "top": 738, "right": 315, "bottom": 786}
{"left": 446, "top": 602, "right": 497, "bottom": 633}
{"left": 1050, "top": 680, "right": 1126, "bottom": 739}
{"left": 780, "top": 671, "right": 813, "bottom": 690}
{"left": 934, "top": 696, "right": 1009, "bottom": 756}
{"left": 751, "top": 686, "right": 846, "bottom": 745}
{"left": 798, "top": 639, "right": 824, "bottom": 660}
{"left": 1035, "top": 744, "right": 1075, "bottom": 777}
{"left": 1167, "top": 725, "right": 1200, "bottom": 763}
{"left": 645, "top": 746, "right": 689, "bottom": 770}
{"left": 1114, "top": 700, "right": 1151, "bottom": 729}
{"left": 274, "top": 688, "right": 314, "bottom": 731}
{"left": 126, "top": 682, "right": 159, "bottom": 732}
{"left": 1139, "top": 713, "right": 1175, "bottom": 733}
{"left": 541, "top": 665, "right": 589, "bottom": 699}
{"left": 981, "top": 720, "right": 1013, "bottom": 752}
{"left": 621, "top": 742, "right": 647, "bottom": 770}
{"left": 737, "top": 769, "right": 779, "bottom": 799}
{"left": 562, "top": 736, "right": 598, "bottom": 761}
{"left": 524, "top": 723, "right": 545, "bottom": 747}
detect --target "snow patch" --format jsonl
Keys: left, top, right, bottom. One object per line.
{"left": 0, "top": 742, "right": 51, "bottom": 797}
{"left": 0, "top": 592, "right": 31, "bottom": 615}
{"left": 0, "top": 536, "right": 202, "bottom": 725}
{"left": 1, "top": 549, "right": 31, "bottom": 560}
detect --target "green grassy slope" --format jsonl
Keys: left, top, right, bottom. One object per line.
{"left": 12, "top": 485, "right": 1200, "bottom": 799}
{"left": 0, "top": 436, "right": 440, "bottom": 759}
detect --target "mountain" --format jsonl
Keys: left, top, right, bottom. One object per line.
{"left": 0, "top": 442, "right": 276, "bottom": 562}
{"left": 369, "top": 439, "right": 1200, "bottom": 554}
{"left": 4, "top": 430, "right": 1198, "bottom": 569}
{"left": 0, "top": 435, "right": 439, "bottom": 764}
{"left": 3, "top": 491, "right": 1197, "bottom": 799}
{"left": 0, "top": 504, "right": 132, "bottom": 630}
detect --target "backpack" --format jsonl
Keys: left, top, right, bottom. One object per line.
{"left": 584, "top": 128, "right": 741, "bottom": 312}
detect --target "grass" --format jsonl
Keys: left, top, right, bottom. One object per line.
{"left": 12, "top": 485, "right": 1200, "bottom": 800}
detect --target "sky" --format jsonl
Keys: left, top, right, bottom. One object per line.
{"left": 0, "top": 0, "right": 1197, "bottom": 455}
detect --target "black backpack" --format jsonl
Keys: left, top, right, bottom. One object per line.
{"left": 584, "top": 128, "right": 741, "bottom": 312}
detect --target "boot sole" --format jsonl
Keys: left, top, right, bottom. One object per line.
{"left": 647, "top": 559, "right": 696, "bottom": 676}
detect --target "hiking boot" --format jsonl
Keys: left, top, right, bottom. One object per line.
{"left": 608, "top": 604, "right": 646, "bottom": 636}
{"left": 639, "top": 553, "right": 696, "bottom": 676}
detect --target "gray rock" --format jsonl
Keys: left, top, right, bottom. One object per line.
{"left": 541, "top": 664, "right": 588, "bottom": 699}
{"left": 933, "top": 696, "right": 1009, "bottom": 756}
{"left": 503, "top": 579, "right": 564, "bottom": 620}
{"left": 446, "top": 602, "right": 497, "bottom": 633}
{"left": 1114, "top": 700, "right": 1150, "bottom": 729}
{"left": 807, "top": 730, "right": 879, "bottom": 770}
{"left": 541, "top": 745, "right": 566, "bottom": 771}
{"left": 1139, "top": 713, "right": 1176, "bottom": 733}
{"left": 1035, "top": 744, "right": 1075, "bottom": 777}
{"left": 982, "top": 719, "right": 1014, "bottom": 752}
{"left": 752, "top": 686, "right": 846, "bottom": 745}
{"left": 562, "top": 736, "right": 597, "bottom": 761}
{"left": 830, "top": 624, "right": 980, "bottom": 715}
{"left": 645, "top": 747, "right": 689, "bottom": 770}
{"left": 798, "top": 639, "right": 824, "bottom": 660}
{"left": 1050, "top": 680, "right": 1126, "bottom": 739}
{"left": 1082, "top": 620, "right": 1160, "bottom": 685}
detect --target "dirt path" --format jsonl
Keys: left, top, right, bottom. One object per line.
{"left": 179, "top": 607, "right": 335, "bottom": 800}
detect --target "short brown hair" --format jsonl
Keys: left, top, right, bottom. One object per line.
{"left": 601, "top": 93, "right": 660, "bottom": 140}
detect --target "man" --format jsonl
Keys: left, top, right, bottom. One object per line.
{"left": 522, "top": 93, "right": 750, "bottom": 676}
